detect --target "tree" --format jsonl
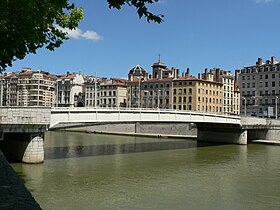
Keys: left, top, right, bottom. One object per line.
{"left": 0, "top": 0, "right": 163, "bottom": 72}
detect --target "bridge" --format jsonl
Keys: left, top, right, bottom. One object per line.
{"left": 50, "top": 107, "right": 245, "bottom": 145}
{"left": 0, "top": 107, "right": 50, "bottom": 163}
{"left": 1, "top": 107, "right": 280, "bottom": 163}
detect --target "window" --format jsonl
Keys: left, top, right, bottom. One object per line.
{"left": 265, "top": 75, "right": 268, "bottom": 79}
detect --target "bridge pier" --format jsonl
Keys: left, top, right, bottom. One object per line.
{"left": 0, "top": 133, "right": 44, "bottom": 163}
{"left": 197, "top": 124, "right": 247, "bottom": 145}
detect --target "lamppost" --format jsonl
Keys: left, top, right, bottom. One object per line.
{"left": 138, "top": 78, "right": 141, "bottom": 108}
{"left": 276, "top": 96, "right": 278, "bottom": 119}
{"left": 94, "top": 72, "right": 97, "bottom": 108}
{"left": 242, "top": 97, "right": 247, "bottom": 116}
{"left": 0, "top": 76, "right": 3, "bottom": 106}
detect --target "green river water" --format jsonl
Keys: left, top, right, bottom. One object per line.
{"left": 11, "top": 131, "right": 280, "bottom": 210}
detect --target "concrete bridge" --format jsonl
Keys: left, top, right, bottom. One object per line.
{"left": 0, "top": 107, "right": 50, "bottom": 163}
{"left": 1, "top": 107, "right": 280, "bottom": 163}
{"left": 50, "top": 107, "right": 246, "bottom": 144}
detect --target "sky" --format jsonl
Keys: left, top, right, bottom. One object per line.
{"left": 6, "top": 0, "right": 280, "bottom": 78}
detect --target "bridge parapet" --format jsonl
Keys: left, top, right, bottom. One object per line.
{"left": 241, "top": 117, "right": 280, "bottom": 129}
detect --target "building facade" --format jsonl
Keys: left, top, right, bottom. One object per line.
{"left": 84, "top": 76, "right": 100, "bottom": 107}
{"left": 17, "top": 68, "right": 57, "bottom": 107}
{"left": 202, "top": 68, "right": 240, "bottom": 115}
{"left": 56, "top": 72, "right": 84, "bottom": 107}
{"left": 239, "top": 56, "right": 280, "bottom": 117}
{"left": 99, "top": 78, "right": 127, "bottom": 108}
{"left": 172, "top": 77, "right": 223, "bottom": 113}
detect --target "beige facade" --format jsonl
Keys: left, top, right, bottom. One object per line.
{"left": 239, "top": 56, "right": 280, "bottom": 117}
{"left": 17, "top": 68, "right": 57, "bottom": 107}
{"left": 202, "top": 68, "right": 240, "bottom": 115}
{"left": 172, "top": 78, "right": 223, "bottom": 113}
{"left": 99, "top": 79, "right": 127, "bottom": 107}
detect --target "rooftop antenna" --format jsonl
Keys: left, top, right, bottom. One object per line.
{"left": 158, "top": 53, "right": 161, "bottom": 63}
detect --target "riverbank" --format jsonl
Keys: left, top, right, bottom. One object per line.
{"left": 84, "top": 130, "right": 197, "bottom": 139}
{"left": 251, "top": 139, "right": 280, "bottom": 145}
{"left": 0, "top": 150, "right": 41, "bottom": 210}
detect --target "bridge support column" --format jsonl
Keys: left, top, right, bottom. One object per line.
{"left": 0, "top": 133, "right": 44, "bottom": 163}
{"left": 197, "top": 124, "right": 247, "bottom": 145}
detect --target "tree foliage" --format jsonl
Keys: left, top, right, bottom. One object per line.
{"left": 0, "top": 0, "right": 163, "bottom": 72}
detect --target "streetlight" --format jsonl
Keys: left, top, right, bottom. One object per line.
{"left": 138, "top": 77, "right": 141, "bottom": 108}
{"left": 94, "top": 72, "right": 97, "bottom": 108}
{"left": 276, "top": 96, "right": 278, "bottom": 119}
{"left": 242, "top": 97, "right": 247, "bottom": 116}
{"left": 0, "top": 76, "right": 3, "bottom": 106}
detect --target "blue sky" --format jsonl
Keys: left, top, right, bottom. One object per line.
{"left": 6, "top": 0, "right": 280, "bottom": 78}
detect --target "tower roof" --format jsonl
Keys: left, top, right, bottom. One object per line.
{"left": 128, "top": 65, "right": 147, "bottom": 76}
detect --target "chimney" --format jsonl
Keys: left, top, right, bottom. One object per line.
{"left": 176, "top": 69, "right": 179, "bottom": 79}
{"left": 198, "top": 73, "right": 200, "bottom": 79}
{"left": 186, "top": 68, "right": 190, "bottom": 78}
{"left": 215, "top": 68, "right": 220, "bottom": 83}
{"left": 271, "top": 56, "right": 277, "bottom": 64}
{"left": 257, "top": 58, "right": 263, "bottom": 65}
{"left": 204, "top": 68, "right": 208, "bottom": 80}
{"left": 234, "top": 69, "right": 240, "bottom": 88}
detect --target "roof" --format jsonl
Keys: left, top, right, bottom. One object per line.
{"left": 174, "top": 77, "right": 223, "bottom": 85}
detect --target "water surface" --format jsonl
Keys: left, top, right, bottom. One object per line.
{"left": 12, "top": 131, "right": 280, "bottom": 210}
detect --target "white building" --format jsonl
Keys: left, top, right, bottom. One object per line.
{"left": 56, "top": 72, "right": 84, "bottom": 107}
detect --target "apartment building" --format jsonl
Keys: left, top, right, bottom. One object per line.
{"left": 1, "top": 72, "right": 18, "bottom": 106}
{"left": 56, "top": 72, "right": 84, "bottom": 107}
{"left": 172, "top": 77, "right": 223, "bottom": 113}
{"left": 239, "top": 56, "right": 280, "bottom": 117}
{"left": 99, "top": 78, "right": 127, "bottom": 107}
{"left": 127, "top": 61, "right": 178, "bottom": 109}
{"left": 202, "top": 68, "right": 240, "bottom": 115}
{"left": 84, "top": 75, "right": 100, "bottom": 107}
{"left": 16, "top": 68, "right": 57, "bottom": 106}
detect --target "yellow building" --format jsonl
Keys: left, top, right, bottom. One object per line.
{"left": 172, "top": 77, "right": 223, "bottom": 114}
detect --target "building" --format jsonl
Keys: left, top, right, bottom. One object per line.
{"left": 202, "top": 68, "right": 240, "bottom": 115}
{"left": 140, "top": 78, "right": 173, "bottom": 109}
{"left": 172, "top": 77, "right": 223, "bottom": 113}
{"left": 56, "top": 72, "right": 84, "bottom": 107}
{"left": 239, "top": 56, "right": 280, "bottom": 117}
{"left": 84, "top": 75, "right": 100, "bottom": 107}
{"left": 17, "top": 68, "right": 57, "bottom": 106}
{"left": 127, "top": 61, "right": 178, "bottom": 109}
{"left": 128, "top": 65, "right": 149, "bottom": 81}
{"left": 1, "top": 72, "right": 18, "bottom": 106}
{"left": 99, "top": 78, "right": 127, "bottom": 108}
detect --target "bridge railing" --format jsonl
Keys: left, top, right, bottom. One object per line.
{"left": 50, "top": 107, "right": 241, "bottom": 128}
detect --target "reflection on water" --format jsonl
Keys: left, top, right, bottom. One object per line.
{"left": 11, "top": 131, "right": 280, "bottom": 210}
{"left": 45, "top": 140, "right": 197, "bottom": 159}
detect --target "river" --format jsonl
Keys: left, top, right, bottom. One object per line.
{"left": 11, "top": 131, "right": 280, "bottom": 210}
